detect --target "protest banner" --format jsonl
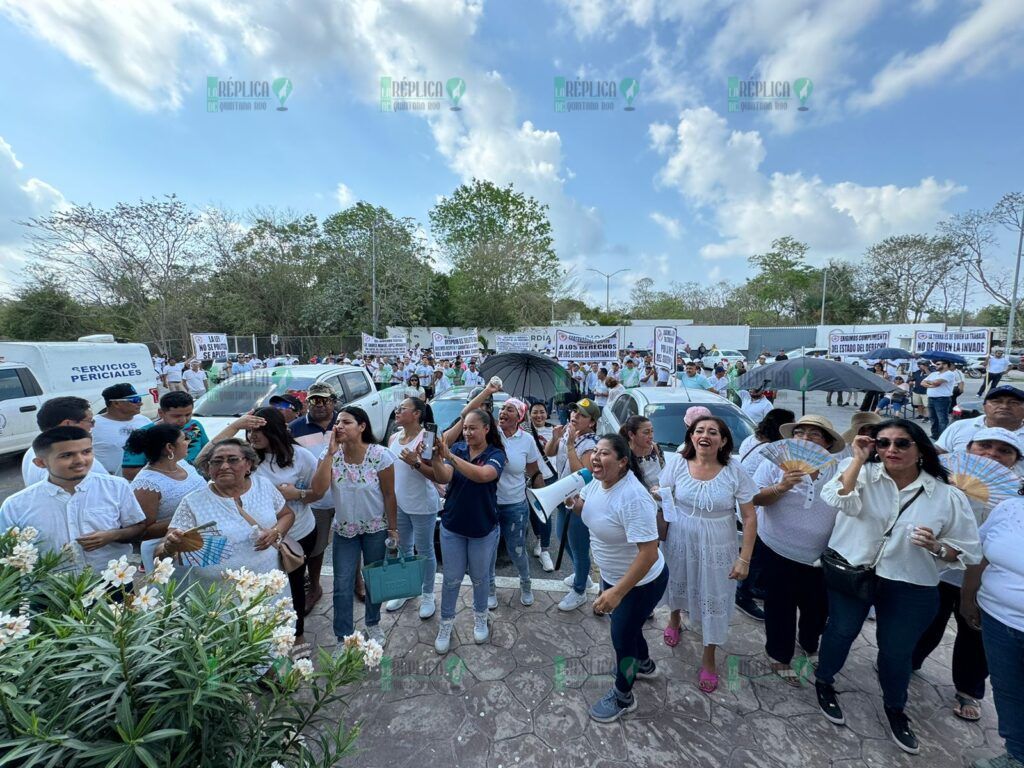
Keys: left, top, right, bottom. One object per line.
{"left": 495, "top": 334, "right": 531, "bottom": 353}
{"left": 431, "top": 329, "right": 479, "bottom": 358}
{"left": 191, "top": 333, "right": 228, "bottom": 361}
{"left": 361, "top": 333, "right": 408, "bottom": 358}
{"left": 554, "top": 330, "right": 618, "bottom": 363}
{"left": 912, "top": 330, "right": 990, "bottom": 355}
{"left": 654, "top": 327, "right": 677, "bottom": 372}
{"left": 827, "top": 331, "right": 891, "bottom": 356}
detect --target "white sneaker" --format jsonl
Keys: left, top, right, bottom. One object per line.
{"left": 365, "top": 624, "right": 386, "bottom": 646}
{"left": 562, "top": 574, "right": 595, "bottom": 589}
{"left": 488, "top": 593, "right": 498, "bottom": 610}
{"left": 434, "top": 619, "right": 454, "bottom": 654}
{"left": 473, "top": 611, "right": 490, "bottom": 643}
{"left": 539, "top": 551, "right": 555, "bottom": 572}
{"left": 385, "top": 598, "right": 408, "bottom": 612}
{"left": 532, "top": 542, "right": 542, "bottom": 557}
{"left": 418, "top": 593, "right": 436, "bottom": 620}
{"left": 558, "top": 590, "right": 588, "bottom": 612}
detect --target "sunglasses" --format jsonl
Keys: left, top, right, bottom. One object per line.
{"left": 273, "top": 401, "right": 297, "bottom": 411}
{"left": 307, "top": 396, "right": 333, "bottom": 404}
{"left": 111, "top": 396, "right": 143, "bottom": 404}
{"left": 875, "top": 438, "right": 914, "bottom": 450}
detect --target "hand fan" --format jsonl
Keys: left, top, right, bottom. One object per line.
{"left": 180, "top": 524, "right": 234, "bottom": 568}
{"left": 940, "top": 452, "right": 1021, "bottom": 507}
{"left": 761, "top": 439, "right": 835, "bottom": 474}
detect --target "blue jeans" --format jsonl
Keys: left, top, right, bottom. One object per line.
{"left": 440, "top": 524, "right": 499, "bottom": 620}
{"left": 982, "top": 610, "right": 1024, "bottom": 761}
{"left": 332, "top": 530, "right": 387, "bottom": 639}
{"left": 816, "top": 577, "right": 938, "bottom": 710}
{"left": 607, "top": 568, "right": 669, "bottom": 695}
{"left": 558, "top": 505, "right": 591, "bottom": 594}
{"left": 928, "top": 396, "right": 951, "bottom": 439}
{"left": 490, "top": 501, "right": 531, "bottom": 593}
{"left": 396, "top": 510, "right": 437, "bottom": 596}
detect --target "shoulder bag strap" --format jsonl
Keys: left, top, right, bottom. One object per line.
{"left": 870, "top": 486, "right": 925, "bottom": 567}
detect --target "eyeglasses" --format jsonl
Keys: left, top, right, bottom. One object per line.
{"left": 111, "top": 396, "right": 143, "bottom": 404}
{"left": 792, "top": 428, "right": 825, "bottom": 439}
{"left": 76, "top": 418, "right": 96, "bottom": 427}
{"left": 209, "top": 456, "right": 247, "bottom": 467}
{"left": 394, "top": 405, "right": 415, "bottom": 413}
{"left": 875, "top": 438, "right": 914, "bottom": 450}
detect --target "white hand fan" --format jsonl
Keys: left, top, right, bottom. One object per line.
{"left": 761, "top": 439, "right": 835, "bottom": 474}
{"left": 940, "top": 451, "right": 1022, "bottom": 507}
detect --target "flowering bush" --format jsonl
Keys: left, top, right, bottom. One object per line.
{"left": 0, "top": 527, "right": 380, "bottom": 767}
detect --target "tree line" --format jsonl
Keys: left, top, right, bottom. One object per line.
{"left": 1, "top": 183, "right": 1021, "bottom": 350}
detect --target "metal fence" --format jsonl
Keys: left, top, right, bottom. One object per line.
{"left": 140, "top": 335, "right": 363, "bottom": 361}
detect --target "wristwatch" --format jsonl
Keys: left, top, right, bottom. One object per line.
{"left": 932, "top": 544, "right": 949, "bottom": 560}
{"left": 298, "top": 489, "right": 307, "bottom": 502}
{"left": 414, "top": 460, "right": 422, "bottom": 469}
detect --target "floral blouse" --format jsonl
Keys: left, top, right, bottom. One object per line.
{"left": 320, "top": 443, "right": 394, "bottom": 537}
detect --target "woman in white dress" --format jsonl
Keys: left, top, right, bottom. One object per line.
{"left": 158, "top": 438, "right": 295, "bottom": 595}
{"left": 659, "top": 414, "right": 758, "bottom": 693}
{"left": 128, "top": 424, "right": 206, "bottom": 572}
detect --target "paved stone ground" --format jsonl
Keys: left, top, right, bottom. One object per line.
{"left": 302, "top": 578, "right": 1006, "bottom": 768}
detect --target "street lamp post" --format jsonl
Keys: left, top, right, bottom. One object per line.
{"left": 587, "top": 268, "right": 629, "bottom": 312}
{"left": 819, "top": 268, "right": 828, "bottom": 326}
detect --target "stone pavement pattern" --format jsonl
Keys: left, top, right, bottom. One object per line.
{"left": 302, "top": 582, "right": 1005, "bottom": 768}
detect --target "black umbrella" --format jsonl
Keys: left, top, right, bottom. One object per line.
{"left": 478, "top": 352, "right": 572, "bottom": 402}
{"left": 861, "top": 347, "right": 914, "bottom": 361}
{"left": 737, "top": 357, "right": 890, "bottom": 415}
{"left": 920, "top": 350, "right": 968, "bottom": 365}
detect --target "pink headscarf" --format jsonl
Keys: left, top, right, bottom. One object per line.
{"left": 504, "top": 397, "right": 528, "bottom": 424}
{"left": 683, "top": 405, "right": 712, "bottom": 427}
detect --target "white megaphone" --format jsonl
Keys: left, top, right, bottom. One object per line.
{"left": 526, "top": 468, "right": 593, "bottom": 524}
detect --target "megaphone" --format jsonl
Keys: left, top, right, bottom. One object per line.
{"left": 526, "top": 469, "right": 593, "bottom": 524}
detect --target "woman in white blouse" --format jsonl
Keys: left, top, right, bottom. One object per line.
{"left": 815, "top": 418, "right": 981, "bottom": 755}
{"left": 658, "top": 413, "right": 758, "bottom": 694}
{"left": 310, "top": 406, "right": 397, "bottom": 647}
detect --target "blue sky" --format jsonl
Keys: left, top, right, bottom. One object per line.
{"left": 0, "top": 0, "right": 1022, "bottom": 309}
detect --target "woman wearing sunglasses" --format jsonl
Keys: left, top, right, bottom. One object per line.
{"left": 814, "top": 418, "right": 981, "bottom": 755}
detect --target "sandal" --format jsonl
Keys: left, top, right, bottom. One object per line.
{"left": 953, "top": 692, "right": 982, "bottom": 722}
{"left": 771, "top": 663, "right": 802, "bottom": 688}
{"left": 303, "top": 585, "right": 323, "bottom": 616}
{"left": 291, "top": 642, "right": 313, "bottom": 661}
{"left": 663, "top": 625, "right": 681, "bottom": 647}
{"left": 698, "top": 668, "right": 719, "bottom": 693}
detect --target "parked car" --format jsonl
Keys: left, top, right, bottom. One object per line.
{"left": 598, "top": 388, "right": 756, "bottom": 454}
{"left": 428, "top": 386, "right": 509, "bottom": 432}
{"left": 700, "top": 349, "right": 746, "bottom": 370}
{"left": 952, "top": 396, "right": 982, "bottom": 421}
{"left": 192, "top": 365, "right": 401, "bottom": 442}
{"left": 0, "top": 340, "right": 160, "bottom": 456}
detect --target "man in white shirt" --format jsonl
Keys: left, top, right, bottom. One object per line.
{"left": 921, "top": 360, "right": 958, "bottom": 439}
{"left": 738, "top": 389, "right": 773, "bottom": 422}
{"left": 21, "top": 397, "right": 110, "bottom": 486}
{"left": 1, "top": 427, "right": 146, "bottom": 574}
{"left": 710, "top": 366, "right": 730, "bottom": 396}
{"left": 462, "top": 362, "right": 484, "bottom": 387}
{"left": 90, "top": 384, "right": 153, "bottom": 474}
{"left": 182, "top": 360, "right": 208, "bottom": 396}
{"left": 163, "top": 357, "right": 187, "bottom": 391}
{"left": 978, "top": 349, "right": 1012, "bottom": 395}
{"left": 620, "top": 358, "right": 641, "bottom": 389}
{"left": 937, "top": 385, "right": 1024, "bottom": 453}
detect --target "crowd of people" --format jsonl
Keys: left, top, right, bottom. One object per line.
{"left": 3, "top": 342, "right": 1022, "bottom": 768}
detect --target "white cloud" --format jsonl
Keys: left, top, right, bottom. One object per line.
{"left": 335, "top": 183, "right": 354, "bottom": 208}
{"left": 850, "top": 0, "right": 1024, "bottom": 111}
{"left": 649, "top": 212, "right": 681, "bottom": 239}
{"left": 651, "top": 107, "right": 963, "bottom": 263}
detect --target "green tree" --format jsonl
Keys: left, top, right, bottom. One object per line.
{"left": 744, "top": 237, "right": 816, "bottom": 323}
{"left": 0, "top": 276, "right": 123, "bottom": 340}
{"left": 430, "top": 179, "right": 560, "bottom": 329}
{"left": 806, "top": 261, "right": 873, "bottom": 325}
{"left": 861, "top": 234, "right": 961, "bottom": 322}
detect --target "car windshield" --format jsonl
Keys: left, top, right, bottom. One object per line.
{"left": 643, "top": 402, "right": 754, "bottom": 454}
{"left": 193, "top": 373, "right": 317, "bottom": 417}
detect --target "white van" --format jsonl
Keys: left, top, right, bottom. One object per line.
{"left": 0, "top": 340, "right": 159, "bottom": 456}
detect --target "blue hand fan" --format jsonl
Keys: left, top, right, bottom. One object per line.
{"left": 761, "top": 439, "right": 835, "bottom": 474}
{"left": 180, "top": 529, "right": 234, "bottom": 568}
{"left": 940, "top": 451, "right": 1021, "bottom": 507}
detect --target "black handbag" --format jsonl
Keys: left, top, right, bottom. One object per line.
{"left": 821, "top": 487, "right": 924, "bottom": 602}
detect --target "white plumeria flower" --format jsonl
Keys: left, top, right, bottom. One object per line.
{"left": 341, "top": 632, "right": 365, "bottom": 652}
{"left": 0, "top": 542, "right": 39, "bottom": 574}
{"left": 362, "top": 639, "right": 384, "bottom": 670}
{"left": 16, "top": 526, "right": 38, "bottom": 544}
{"left": 260, "top": 570, "right": 288, "bottom": 595}
{"left": 293, "top": 658, "right": 314, "bottom": 680}
{"left": 271, "top": 761, "right": 286, "bottom": 768}
{"left": 133, "top": 587, "right": 160, "bottom": 612}
{"left": 150, "top": 557, "right": 175, "bottom": 585}
{"left": 0, "top": 612, "right": 30, "bottom": 643}
{"left": 82, "top": 584, "right": 107, "bottom": 608}
{"left": 101, "top": 556, "right": 137, "bottom": 587}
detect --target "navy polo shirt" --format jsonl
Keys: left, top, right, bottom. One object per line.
{"left": 441, "top": 442, "right": 507, "bottom": 539}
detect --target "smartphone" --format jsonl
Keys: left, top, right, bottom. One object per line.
{"left": 421, "top": 422, "right": 437, "bottom": 461}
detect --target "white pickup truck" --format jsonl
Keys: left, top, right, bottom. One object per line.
{"left": 0, "top": 340, "right": 160, "bottom": 457}
{"left": 191, "top": 364, "right": 401, "bottom": 441}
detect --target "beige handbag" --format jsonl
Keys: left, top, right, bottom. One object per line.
{"left": 228, "top": 493, "right": 306, "bottom": 574}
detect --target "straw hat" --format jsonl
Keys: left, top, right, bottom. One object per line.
{"left": 779, "top": 414, "right": 846, "bottom": 454}
{"left": 841, "top": 412, "right": 882, "bottom": 444}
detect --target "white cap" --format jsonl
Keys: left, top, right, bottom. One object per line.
{"left": 969, "top": 427, "right": 1024, "bottom": 456}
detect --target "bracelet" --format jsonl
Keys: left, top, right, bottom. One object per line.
{"left": 737, "top": 556, "right": 750, "bottom": 565}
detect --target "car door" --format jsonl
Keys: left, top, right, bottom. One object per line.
{"left": 607, "top": 391, "right": 638, "bottom": 432}
{"left": 339, "top": 370, "right": 385, "bottom": 435}
{"left": 317, "top": 375, "right": 348, "bottom": 406}
{"left": 0, "top": 366, "right": 44, "bottom": 455}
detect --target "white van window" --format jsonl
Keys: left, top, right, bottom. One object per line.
{"left": 0, "top": 369, "right": 29, "bottom": 402}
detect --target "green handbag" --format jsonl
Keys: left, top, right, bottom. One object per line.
{"left": 361, "top": 551, "right": 428, "bottom": 604}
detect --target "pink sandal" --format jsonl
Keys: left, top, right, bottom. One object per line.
{"left": 663, "top": 625, "right": 681, "bottom": 647}
{"left": 698, "top": 668, "right": 719, "bottom": 693}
